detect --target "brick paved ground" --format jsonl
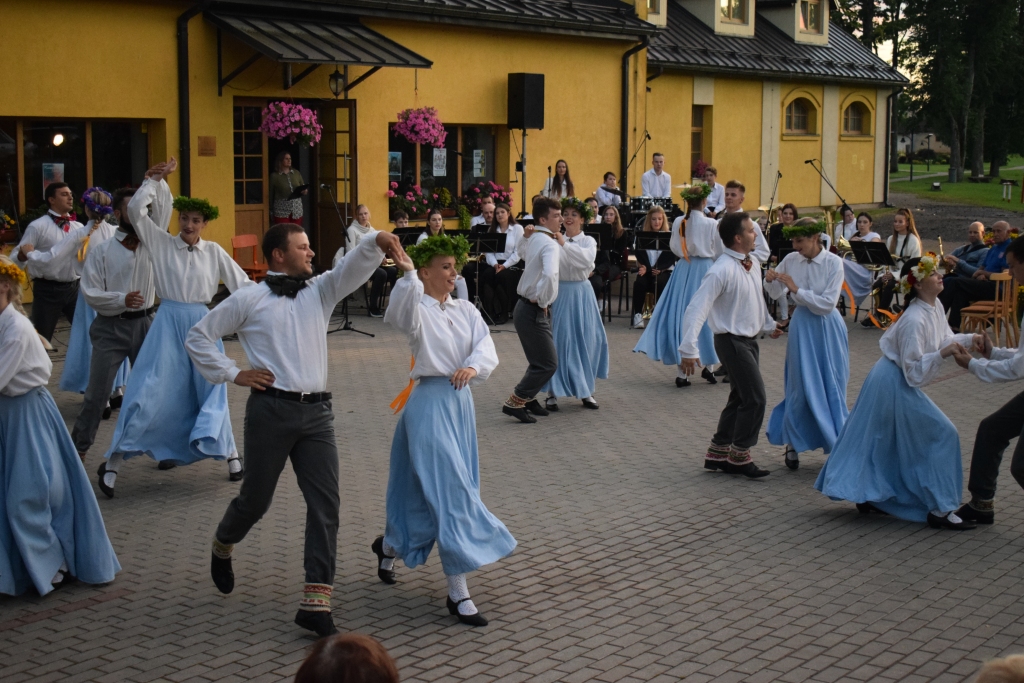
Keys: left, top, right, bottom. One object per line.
{"left": 3, "top": 303, "right": 1024, "bottom": 683}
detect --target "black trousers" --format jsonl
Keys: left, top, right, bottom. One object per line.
{"left": 938, "top": 277, "right": 997, "bottom": 329}
{"left": 712, "top": 333, "right": 766, "bottom": 451}
{"left": 461, "top": 261, "right": 493, "bottom": 303}
{"left": 367, "top": 266, "right": 397, "bottom": 313}
{"left": 478, "top": 265, "right": 521, "bottom": 321}
{"left": 632, "top": 270, "right": 671, "bottom": 316}
{"left": 216, "top": 393, "right": 340, "bottom": 586}
{"left": 512, "top": 299, "right": 557, "bottom": 400}
{"left": 590, "top": 264, "right": 622, "bottom": 300}
{"left": 31, "top": 278, "right": 79, "bottom": 341}
{"left": 967, "top": 391, "right": 1024, "bottom": 501}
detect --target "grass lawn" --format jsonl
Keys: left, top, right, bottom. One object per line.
{"left": 893, "top": 167, "right": 1024, "bottom": 212}
{"left": 890, "top": 155, "right": 1024, "bottom": 180}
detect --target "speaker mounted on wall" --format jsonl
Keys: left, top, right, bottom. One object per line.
{"left": 507, "top": 73, "right": 544, "bottom": 130}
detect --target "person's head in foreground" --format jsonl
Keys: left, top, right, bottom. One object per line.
{"left": 173, "top": 196, "right": 219, "bottom": 246}
{"left": 407, "top": 234, "right": 471, "bottom": 299}
{"left": 783, "top": 218, "right": 826, "bottom": 259}
{"left": 976, "top": 654, "right": 1024, "bottom": 683}
{"left": 294, "top": 633, "right": 399, "bottom": 683}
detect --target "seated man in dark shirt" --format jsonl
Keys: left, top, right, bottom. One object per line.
{"left": 939, "top": 221, "right": 1012, "bottom": 331}
{"left": 943, "top": 221, "right": 989, "bottom": 280}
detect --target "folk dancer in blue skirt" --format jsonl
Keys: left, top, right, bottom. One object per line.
{"left": 815, "top": 256, "right": 978, "bottom": 529}
{"left": 99, "top": 158, "right": 254, "bottom": 496}
{"left": 680, "top": 213, "right": 781, "bottom": 478}
{"left": 187, "top": 223, "right": 401, "bottom": 638}
{"left": 0, "top": 256, "right": 120, "bottom": 596}
{"left": 634, "top": 182, "right": 721, "bottom": 388}
{"left": 764, "top": 218, "right": 849, "bottom": 470}
{"left": 74, "top": 188, "right": 159, "bottom": 470}
{"left": 541, "top": 197, "right": 609, "bottom": 411}
{"left": 375, "top": 235, "right": 516, "bottom": 626}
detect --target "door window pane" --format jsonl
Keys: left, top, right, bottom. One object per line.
{"left": 233, "top": 105, "right": 264, "bottom": 205}
{"left": 387, "top": 128, "right": 417, "bottom": 191}
{"left": 0, "top": 119, "right": 18, "bottom": 217}
{"left": 420, "top": 125, "right": 458, "bottom": 198}
{"left": 22, "top": 121, "right": 87, "bottom": 210}
{"left": 460, "top": 126, "right": 496, "bottom": 193}
{"left": 92, "top": 121, "right": 148, "bottom": 192}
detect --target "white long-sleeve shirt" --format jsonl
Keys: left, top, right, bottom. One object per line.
{"left": 0, "top": 305, "right": 51, "bottom": 397}
{"left": 679, "top": 248, "right": 776, "bottom": 358}
{"left": 641, "top": 169, "right": 672, "bottom": 198}
{"left": 558, "top": 233, "right": 597, "bottom": 282}
{"left": 595, "top": 185, "right": 622, "bottom": 207}
{"left": 968, "top": 335, "right": 1024, "bottom": 383}
{"left": 879, "top": 298, "right": 972, "bottom": 388}
{"left": 345, "top": 221, "right": 375, "bottom": 250}
{"left": 836, "top": 220, "right": 858, "bottom": 242}
{"left": 705, "top": 183, "right": 725, "bottom": 215}
{"left": 763, "top": 248, "right": 844, "bottom": 316}
{"left": 719, "top": 210, "right": 770, "bottom": 263}
{"left": 186, "top": 233, "right": 385, "bottom": 393}
{"left": 25, "top": 219, "right": 117, "bottom": 279}
{"left": 516, "top": 230, "right": 561, "bottom": 307}
{"left": 80, "top": 230, "right": 158, "bottom": 316}
{"left": 128, "top": 179, "right": 251, "bottom": 303}
{"left": 385, "top": 272, "right": 498, "bottom": 383}
{"left": 540, "top": 178, "right": 571, "bottom": 199}
{"left": 485, "top": 224, "right": 524, "bottom": 268}
{"left": 673, "top": 211, "right": 722, "bottom": 259}
{"left": 11, "top": 212, "right": 85, "bottom": 282}
{"left": 887, "top": 233, "right": 922, "bottom": 276}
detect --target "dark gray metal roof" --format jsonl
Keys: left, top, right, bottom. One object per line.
{"left": 649, "top": 1, "right": 908, "bottom": 86}
{"left": 205, "top": 10, "right": 433, "bottom": 67}
{"left": 221, "top": 0, "right": 658, "bottom": 40}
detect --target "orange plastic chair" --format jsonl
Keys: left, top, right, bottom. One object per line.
{"left": 231, "top": 233, "right": 268, "bottom": 282}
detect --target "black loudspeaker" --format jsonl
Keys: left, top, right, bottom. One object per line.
{"left": 507, "top": 73, "right": 544, "bottom": 130}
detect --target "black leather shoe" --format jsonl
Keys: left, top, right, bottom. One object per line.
{"left": 719, "top": 461, "right": 770, "bottom": 478}
{"left": 524, "top": 399, "right": 549, "bottom": 416}
{"left": 928, "top": 512, "right": 977, "bottom": 530}
{"left": 545, "top": 398, "right": 560, "bottom": 412}
{"left": 96, "top": 462, "right": 115, "bottom": 499}
{"left": 502, "top": 405, "right": 537, "bottom": 423}
{"left": 704, "top": 459, "right": 723, "bottom": 471}
{"left": 371, "top": 536, "right": 397, "bottom": 585}
{"left": 447, "top": 597, "right": 488, "bottom": 626}
{"left": 784, "top": 447, "right": 799, "bottom": 471}
{"left": 581, "top": 397, "right": 599, "bottom": 409}
{"left": 158, "top": 460, "right": 177, "bottom": 471}
{"left": 856, "top": 502, "right": 889, "bottom": 515}
{"left": 701, "top": 367, "right": 717, "bottom": 385}
{"left": 956, "top": 503, "right": 994, "bottom": 525}
{"left": 228, "top": 458, "right": 244, "bottom": 482}
{"left": 102, "top": 403, "right": 112, "bottom": 420}
{"left": 211, "top": 553, "right": 234, "bottom": 594}
{"left": 713, "top": 367, "right": 727, "bottom": 377}
{"left": 675, "top": 377, "right": 691, "bottom": 388}
{"left": 109, "top": 394, "right": 123, "bottom": 410}
{"left": 295, "top": 609, "right": 339, "bottom": 637}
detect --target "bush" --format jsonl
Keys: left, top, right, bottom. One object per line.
{"left": 915, "top": 148, "right": 937, "bottom": 161}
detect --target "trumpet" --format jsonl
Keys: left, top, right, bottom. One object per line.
{"left": 938, "top": 236, "right": 950, "bottom": 273}
{"left": 836, "top": 234, "right": 853, "bottom": 258}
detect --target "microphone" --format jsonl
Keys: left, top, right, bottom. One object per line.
{"left": 645, "top": 132, "right": 652, "bottom": 141}
{"left": 548, "top": 166, "right": 552, "bottom": 173}
{"left": 320, "top": 183, "right": 331, "bottom": 190}
{"left": 804, "top": 159, "right": 814, "bottom": 164}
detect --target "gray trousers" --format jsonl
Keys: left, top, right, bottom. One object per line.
{"left": 216, "top": 393, "right": 340, "bottom": 586}
{"left": 712, "top": 333, "right": 766, "bottom": 451}
{"left": 512, "top": 298, "right": 557, "bottom": 400}
{"left": 72, "top": 313, "right": 152, "bottom": 453}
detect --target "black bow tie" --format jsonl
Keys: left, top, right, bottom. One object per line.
{"left": 265, "top": 274, "right": 310, "bottom": 298}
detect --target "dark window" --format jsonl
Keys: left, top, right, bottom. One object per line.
{"left": 22, "top": 121, "right": 87, "bottom": 210}
{"left": 92, "top": 121, "right": 148, "bottom": 192}
{"left": 0, "top": 119, "right": 18, "bottom": 218}
{"left": 233, "top": 105, "right": 264, "bottom": 205}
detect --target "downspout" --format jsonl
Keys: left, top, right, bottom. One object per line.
{"left": 883, "top": 86, "right": 902, "bottom": 207}
{"left": 177, "top": 4, "right": 204, "bottom": 197}
{"left": 621, "top": 37, "right": 650, "bottom": 189}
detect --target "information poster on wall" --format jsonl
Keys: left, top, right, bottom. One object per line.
{"left": 432, "top": 148, "right": 447, "bottom": 176}
{"left": 473, "top": 150, "right": 486, "bottom": 178}
{"left": 42, "top": 163, "right": 65, "bottom": 193}
{"left": 388, "top": 152, "right": 401, "bottom": 178}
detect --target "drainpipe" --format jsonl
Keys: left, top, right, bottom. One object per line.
{"left": 621, "top": 37, "right": 650, "bottom": 189}
{"left": 177, "top": 4, "right": 204, "bottom": 197}
{"left": 883, "top": 87, "right": 902, "bottom": 207}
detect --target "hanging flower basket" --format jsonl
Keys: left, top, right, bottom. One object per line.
{"left": 259, "top": 102, "right": 323, "bottom": 147}
{"left": 392, "top": 107, "right": 447, "bottom": 148}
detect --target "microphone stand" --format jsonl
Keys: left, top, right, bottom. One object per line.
{"left": 764, "top": 170, "right": 782, "bottom": 235}
{"left": 805, "top": 159, "right": 849, "bottom": 209}
{"left": 5, "top": 173, "right": 21, "bottom": 238}
{"left": 624, "top": 131, "right": 651, "bottom": 179}
{"left": 322, "top": 177, "right": 373, "bottom": 337}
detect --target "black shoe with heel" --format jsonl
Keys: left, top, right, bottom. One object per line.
{"left": 371, "top": 536, "right": 397, "bottom": 584}
{"left": 211, "top": 553, "right": 234, "bottom": 594}
{"left": 927, "top": 512, "right": 976, "bottom": 530}
{"left": 675, "top": 376, "right": 691, "bottom": 388}
{"left": 447, "top": 597, "right": 488, "bottom": 626}
{"left": 524, "top": 399, "right": 549, "bottom": 416}
{"left": 856, "top": 502, "right": 889, "bottom": 515}
{"left": 956, "top": 503, "right": 994, "bottom": 525}
{"left": 295, "top": 609, "right": 339, "bottom": 637}
{"left": 701, "top": 367, "right": 717, "bottom": 385}
{"left": 502, "top": 405, "right": 537, "bottom": 423}
{"left": 719, "top": 461, "right": 770, "bottom": 478}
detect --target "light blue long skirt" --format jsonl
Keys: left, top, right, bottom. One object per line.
{"left": 814, "top": 357, "right": 963, "bottom": 521}
{"left": 385, "top": 378, "right": 516, "bottom": 576}
{"left": 542, "top": 280, "right": 609, "bottom": 399}
{"left": 105, "top": 300, "right": 236, "bottom": 465}
{"left": 767, "top": 306, "right": 850, "bottom": 454}
{"left": 633, "top": 256, "right": 718, "bottom": 367}
{"left": 842, "top": 259, "right": 872, "bottom": 307}
{"left": 0, "top": 387, "right": 120, "bottom": 596}
{"left": 59, "top": 289, "right": 131, "bottom": 394}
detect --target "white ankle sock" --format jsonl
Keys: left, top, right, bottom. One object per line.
{"left": 935, "top": 510, "right": 964, "bottom": 524}
{"left": 51, "top": 561, "right": 68, "bottom": 585}
{"left": 677, "top": 366, "right": 687, "bottom": 379}
{"left": 446, "top": 574, "right": 478, "bottom": 615}
{"left": 380, "top": 539, "right": 396, "bottom": 571}
{"left": 106, "top": 452, "right": 124, "bottom": 474}
{"left": 227, "top": 454, "right": 242, "bottom": 474}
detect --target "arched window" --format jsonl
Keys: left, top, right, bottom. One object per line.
{"left": 843, "top": 103, "right": 868, "bottom": 135}
{"left": 785, "top": 100, "right": 810, "bottom": 134}
{"left": 720, "top": 0, "right": 747, "bottom": 23}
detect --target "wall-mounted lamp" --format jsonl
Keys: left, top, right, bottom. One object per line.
{"left": 52, "top": 133, "right": 65, "bottom": 147}
{"left": 329, "top": 67, "right": 345, "bottom": 99}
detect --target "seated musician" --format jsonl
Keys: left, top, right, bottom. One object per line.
{"left": 585, "top": 197, "right": 601, "bottom": 223}
{"left": 860, "top": 207, "right": 922, "bottom": 326}
{"left": 590, "top": 206, "right": 630, "bottom": 305}
{"left": 462, "top": 200, "right": 497, "bottom": 301}
{"left": 417, "top": 208, "right": 445, "bottom": 244}
{"left": 394, "top": 210, "right": 409, "bottom": 230}
{"left": 470, "top": 196, "right": 495, "bottom": 229}
{"left": 836, "top": 205, "right": 857, "bottom": 242}
{"left": 702, "top": 167, "right": 725, "bottom": 217}
{"left": 766, "top": 204, "right": 798, "bottom": 323}
{"left": 942, "top": 221, "right": 989, "bottom": 280}
{"left": 848, "top": 212, "right": 882, "bottom": 243}
{"left": 480, "top": 203, "right": 523, "bottom": 325}
{"left": 339, "top": 204, "right": 396, "bottom": 318}
{"left": 595, "top": 172, "right": 623, "bottom": 209}
{"left": 631, "top": 205, "right": 675, "bottom": 329}
{"left": 939, "top": 220, "right": 1012, "bottom": 331}
{"left": 840, "top": 212, "right": 882, "bottom": 309}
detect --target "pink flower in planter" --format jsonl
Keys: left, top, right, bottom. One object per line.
{"left": 387, "top": 190, "right": 395, "bottom": 198}
{"left": 390, "top": 182, "right": 399, "bottom": 189}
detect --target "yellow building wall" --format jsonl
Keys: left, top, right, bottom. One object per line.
{"left": 709, "top": 79, "right": 763, "bottom": 209}
{"left": 836, "top": 87, "right": 878, "bottom": 206}
{"left": 646, "top": 73, "right": 694, "bottom": 187}
{"left": 778, "top": 83, "right": 825, "bottom": 209}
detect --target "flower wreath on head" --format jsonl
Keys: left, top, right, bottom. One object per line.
{"left": 173, "top": 196, "right": 220, "bottom": 222}
{"left": 680, "top": 182, "right": 713, "bottom": 205}
{"left": 81, "top": 187, "right": 114, "bottom": 217}
{"left": 406, "top": 234, "right": 471, "bottom": 271}
{"left": 560, "top": 197, "right": 594, "bottom": 224}
{"left": 898, "top": 255, "right": 938, "bottom": 295}
{"left": 0, "top": 258, "right": 28, "bottom": 287}
{"left": 782, "top": 220, "right": 828, "bottom": 240}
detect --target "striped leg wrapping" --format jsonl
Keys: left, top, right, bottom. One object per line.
{"left": 300, "top": 583, "right": 333, "bottom": 613}
{"left": 212, "top": 538, "right": 234, "bottom": 560}
{"left": 728, "top": 447, "right": 752, "bottom": 465}
{"left": 705, "top": 443, "right": 730, "bottom": 462}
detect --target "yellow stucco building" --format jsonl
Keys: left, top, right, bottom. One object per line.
{"left": 0, "top": 0, "right": 905, "bottom": 267}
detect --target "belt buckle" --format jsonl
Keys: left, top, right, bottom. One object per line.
{"left": 299, "top": 392, "right": 312, "bottom": 404}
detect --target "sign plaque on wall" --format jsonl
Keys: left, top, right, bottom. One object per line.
{"left": 198, "top": 136, "right": 217, "bottom": 157}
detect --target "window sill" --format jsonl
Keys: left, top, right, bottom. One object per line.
{"left": 781, "top": 133, "right": 820, "bottom": 141}
{"left": 840, "top": 134, "right": 874, "bottom": 142}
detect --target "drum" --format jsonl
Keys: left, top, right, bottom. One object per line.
{"left": 652, "top": 197, "right": 675, "bottom": 211}
{"left": 630, "top": 196, "right": 653, "bottom": 213}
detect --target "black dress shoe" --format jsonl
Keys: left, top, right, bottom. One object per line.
{"left": 927, "top": 512, "right": 977, "bottom": 530}
{"left": 701, "top": 367, "right": 718, "bottom": 385}
{"left": 158, "top": 460, "right": 177, "bottom": 471}
{"left": 713, "top": 367, "right": 727, "bottom": 377}
{"left": 502, "top": 405, "right": 537, "bottom": 423}
{"left": 704, "top": 459, "right": 723, "bottom": 471}
{"left": 784, "top": 447, "right": 799, "bottom": 471}
{"left": 581, "top": 397, "right": 599, "bottom": 409}
{"left": 524, "top": 399, "right": 549, "bottom": 416}
{"left": 719, "top": 461, "right": 770, "bottom": 478}
{"left": 96, "top": 462, "right": 115, "bottom": 499}
{"left": 295, "top": 609, "right": 339, "bottom": 637}
{"left": 675, "top": 376, "right": 691, "bottom": 388}
{"left": 109, "top": 394, "right": 123, "bottom": 410}
{"left": 956, "top": 503, "right": 994, "bottom": 525}
{"left": 228, "top": 458, "right": 244, "bottom": 482}
{"left": 371, "top": 536, "right": 397, "bottom": 585}
{"left": 447, "top": 597, "right": 488, "bottom": 626}
{"left": 102, "top": 403, "right": 112, "bottom": 420}
{"left": 856, "top": 502, "right": 889, "bottom": 515}
{"left": 211, "top": 553, "right": 234, "bottom": 594}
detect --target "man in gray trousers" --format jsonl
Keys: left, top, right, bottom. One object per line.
{"left": 186, "top": 222, "right": 402, "bottom": 639}
{"left": 503, "top": 196, "right": 562, "bottom": 423}
{"left": 74, "top": 188, "right": 158, "bottom": 467}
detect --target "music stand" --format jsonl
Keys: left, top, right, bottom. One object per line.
{"left": 633, "top": 231, "right": 673, "bottom": 324}
{"left": 584, "top": 223, "right": 612, "bottom": 249}
{"left": 466, "top": 232, "right": 507, "bottom": 325}
{"left": 392, "top": 227, "right": 424, "bottom": 247}
{"left": 850, "top": 242, "right": 898, "bottom": 329}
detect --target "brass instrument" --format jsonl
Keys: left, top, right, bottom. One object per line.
{"left": 642, "top": 292, "right": 655, "bottom": 321}
{"left": 836, "top": 234, "right": 853, "bottom": 258}
{"left": 757, "top": 205, "right": 780, "bottom": 227}
{"left": 938, "top": 236, "right": 950, "bottom": 273}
